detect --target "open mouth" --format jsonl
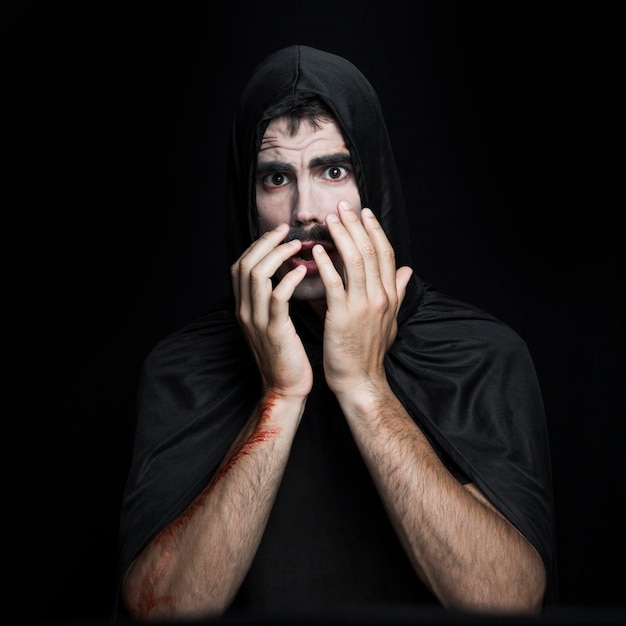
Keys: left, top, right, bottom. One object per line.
{"left": 297, "top": 241, "right": 335, "bottom": 260}
{"left": 287, "top": 241, "right": 337, "bottom": 276}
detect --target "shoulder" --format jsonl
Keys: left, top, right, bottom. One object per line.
{"left": 143, "top": 297, "right": 249, "bottom": 375}
{"left": 397, "top": 284, "right": 532, "bottom": 363}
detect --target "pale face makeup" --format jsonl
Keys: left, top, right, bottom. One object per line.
{"left": 256, "top": 117, "right": 362, "bottom": 301}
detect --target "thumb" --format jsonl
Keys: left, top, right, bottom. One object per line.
{"left": 395, "top": 266, "right": 414, "bottom": 309}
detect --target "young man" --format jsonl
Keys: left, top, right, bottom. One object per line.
{"left": 117, "top": 45, "right": 557, "bottom": 621}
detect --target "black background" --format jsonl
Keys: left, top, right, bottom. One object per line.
{"left": 9, "top": 2, "right": 623, "bottom": 623}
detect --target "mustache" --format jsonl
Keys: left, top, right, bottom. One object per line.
{"left": 282, "top": 224, "right": 334, "bottom": 245}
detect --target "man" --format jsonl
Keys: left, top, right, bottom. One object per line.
{"left": 117, "top": 45, "right": 557, "bottom": 621}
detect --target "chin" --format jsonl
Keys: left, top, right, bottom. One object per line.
{"left": 292, "top": 278, "right": 326, "bottom": 301}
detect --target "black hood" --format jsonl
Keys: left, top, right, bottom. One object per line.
{"left": 225, "top": 44, "right": 422, "bottom": 322}
{"left": 117, "top": 45, "right": 557, "bottom": 614}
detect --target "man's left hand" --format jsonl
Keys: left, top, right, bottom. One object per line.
{"left": 312, "top": 200, "right": 413, "bottom": 397}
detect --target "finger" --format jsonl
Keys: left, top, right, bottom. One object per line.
{"left": 325, "top": 209, "right": 369, "bottom": 296}
{"left": 338, "top": 201, "right": 383, "bottom": 276}
{"left": 359, "top": 207, "right": 397, "bottom": 295}
{"left": 234, "top": 223, "right": 290, "bottom": 279}
{"left": 248, "top": 239, "right": 303, "bottom": 327}
{"left": 311, "top": 243, "right": 346, "bottom": 309}
{"left": 395, "top": 266, "right": 414, "bottom": 311}
{"left": 268, "top": 265, "right": 307, "bottom": 325}
{"left": 231, "top": 223, "right": 291, "bottom": 316}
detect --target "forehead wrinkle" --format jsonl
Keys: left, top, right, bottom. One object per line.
{"left": 260, "top": 117, "right": 341, "bottom": 150}
{"left": 259, "top": 134, "right": 280, "bottom": 151}
{"left": 257, "top": 119, "right": 349, "bottom": 172}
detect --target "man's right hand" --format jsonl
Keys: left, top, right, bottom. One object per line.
{"left": 231, "top": 223, "right": 313, "bottom": 399}
{"left": 124, "top": 224, "right": 312, "bottom": 621}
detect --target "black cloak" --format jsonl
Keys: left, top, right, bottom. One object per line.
{"left": 117, "top": 45, "right": 557, "bottom": 612}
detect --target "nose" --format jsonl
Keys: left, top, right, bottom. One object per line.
{"left": 291, "top": 180, "right": 325, "bottom": 226}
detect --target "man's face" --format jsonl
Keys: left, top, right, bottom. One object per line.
{"left": 256, "top": 116, "right": 362, "bottom": 301}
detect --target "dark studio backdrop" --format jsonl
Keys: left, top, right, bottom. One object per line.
{"left": 10, "top": 2, "right": 623, "bottom": 624}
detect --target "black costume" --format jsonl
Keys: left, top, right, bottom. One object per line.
{"left": 117, "top": 45, "right": 557, "bottom": 613}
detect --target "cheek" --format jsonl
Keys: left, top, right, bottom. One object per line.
{"left": 257, "top": 214, "right": 275, "bottom": 234}
{"left": 341, "top": 180, "right": 362, "bottom": 212}
{"left": 351, "top": 184, "right": 362, "bottom": 211}
{"left": 256, "top": 205, "right": 280, "bottom": 234}
{"left": 256, "top": 195, "right": 290, "bottom": 234}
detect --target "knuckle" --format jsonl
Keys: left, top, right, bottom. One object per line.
{"left": 386, "top": 247, "right": 396, "bottom": 262}
{"left": 361, "top": 241, "right": 377, "bottom": 257}
{"left": 270, "top": 290, "right": 287, "bottom": 305}
{"left": 236, "top": 257, "right": 254, "bottom": 275}
{"left": 380, "top": 243, "right": 395, "bottom": 262}
{"left": 372, "top": 290, "right": 390, "bottom": 312}
{"left": 237, "top": 309, "right": 250, "bottom": 325}
{"left": 349, "top": 252, "right": 365, "bottom": 268}
{"left": 249, "top": 267, "right": 265, "bottom": 285}
{"left": 328, "top": 275, "right": 344, "bottom": 289}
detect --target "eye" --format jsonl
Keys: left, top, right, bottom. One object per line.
{"left": 261, "top": 172, "right": 291, "bottom": 188}
{"left": 322, "top": 165, "right": 349, "bottom": 181}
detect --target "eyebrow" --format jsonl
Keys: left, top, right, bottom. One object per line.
{"left": 256, "top": 160, "right": 295, "bottom": 177}
{"left": 309, "top": 152, "right": 353, "bottom": 168}
{"left": 256, "top": 152, "right": 353, "bottom": 177}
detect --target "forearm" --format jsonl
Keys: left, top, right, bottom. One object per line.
{"left": 122, "top": 392, "right": 305, "bottom": 621}
{"left": 337, "top": 382, "right": 546, "bottom": 614}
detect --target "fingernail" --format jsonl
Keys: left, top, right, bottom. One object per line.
{"left": 327, "top": 214, "right": 339, "bottom": 222}
{"left": 338, "top": 200, "right": 352, "bottom": 211}
{"left": 361, "top": 208, "right": 374, "bottom": 218}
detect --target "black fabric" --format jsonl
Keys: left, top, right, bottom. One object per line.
{"left": 117, "top": 45, "right": 557, "bottom": 611}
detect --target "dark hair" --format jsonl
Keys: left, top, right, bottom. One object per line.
{"left": 280, "top": 96, "right": 336, "bottom": 136}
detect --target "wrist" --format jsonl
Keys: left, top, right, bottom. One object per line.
{"left": 333, "top": 376, "right": 391, "bottom": 411}
{"left": 260, "top": 388, "right": 308, "bottom": 420}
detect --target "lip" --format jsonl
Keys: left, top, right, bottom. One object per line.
{"left": 286, "top": 241, "right": 336, "bottom": 276}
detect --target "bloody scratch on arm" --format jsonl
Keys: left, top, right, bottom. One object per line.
{"left": 123, "top": 391, "right": 294, "bottom": 620}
